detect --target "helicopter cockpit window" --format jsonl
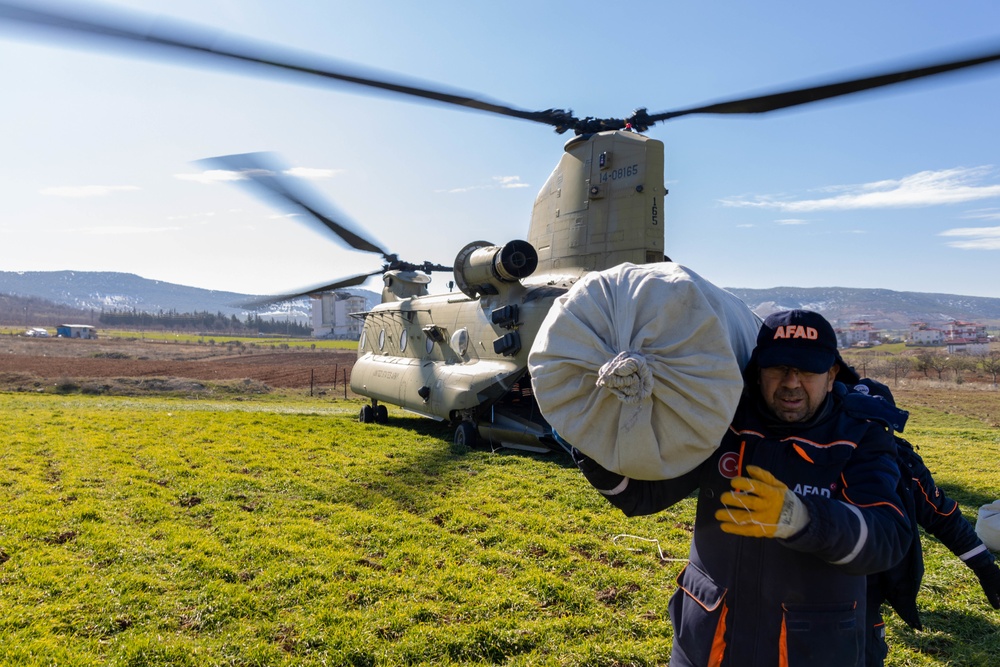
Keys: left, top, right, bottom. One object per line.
{"left": 425, "top": 335, "right": 434, "bottom": 354}
{"left": 359, "top": 330, "right": 367, "bottom": 351}
{"left": 378, "top": 329, "right": 386, "bottom": 351}
{"left": 400, "top": 329, "right": 408, "bottom": 353}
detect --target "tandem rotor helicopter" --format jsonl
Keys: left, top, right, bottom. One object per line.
{"left": 4, "top": 2, "right": 1000, "bottom": 451}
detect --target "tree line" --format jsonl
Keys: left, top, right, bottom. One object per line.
{"left": 848, "top": 349, "right": 1000, "bottom": 385}
{"left": 97, "top": 308, "right": 311, "bottom": 336}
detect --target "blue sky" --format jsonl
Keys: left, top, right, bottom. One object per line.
{"left": 2, "top": 1, "right": 1000, "bottom": 298}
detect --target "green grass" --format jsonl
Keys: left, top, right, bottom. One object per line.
{"left": 98, "top": 330, "right": 358, "bottom": 350}
{"left": 0, "top": 393, "right": 996, "bottom": 665}
{"left": 1, "top": 327, "right": 360, "bottom": 350}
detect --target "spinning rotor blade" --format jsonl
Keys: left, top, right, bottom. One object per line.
{"left": 637, "top": 44, "right": 1000, "bottom": 126}
{"left": 4, "top": 2, "right": 998, "bottom": 135}
{"left": 205, "top": 152, "right": 454, "bottom": 306}
{"left": 239, "top": 272, "right": 383, "bottom": 310}
{"left": 0, "top": 1, "right": 573, "bottom": 132}
{"left": 198, "top": 152, "right": 388, "bottom": 257}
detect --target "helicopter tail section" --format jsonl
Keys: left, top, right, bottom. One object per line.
{"left": 528, "top": 130, "right": 666, "bottom": 275}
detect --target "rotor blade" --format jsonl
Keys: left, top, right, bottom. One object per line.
{"left": 197, "top": 152, "right": 389, "bottom": 258}
{"left": 239, "top": 271, "right": 382, "bottom": 309}
{"left": 0, "top": 1, "right": 576, "bottom": 132}
{"left": 642, "top": 43, "right": 1000, "bottom": 125}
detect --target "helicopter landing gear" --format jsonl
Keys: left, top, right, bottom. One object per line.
{"left": 359, "top": 405, "right": 375, "bottom": 423}
{"left": 454, "top": 421, "right": 479, "bottom": 448}
{"left": 360, "top": 402, "right": 389, "bottom": 424}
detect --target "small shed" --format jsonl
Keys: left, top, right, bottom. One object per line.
{"left": 56, "top": 324, "right": 98, "bottom": 339}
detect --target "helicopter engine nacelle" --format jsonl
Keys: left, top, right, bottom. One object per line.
{"left": 453, "top": 240, "right": 538, "bottom": 298}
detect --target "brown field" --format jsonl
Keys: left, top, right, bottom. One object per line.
{"left": 0, "top": 334, "right": 357, "bottom": 395}
{"left": 3, "top": 335, "right": 1000, "bottom": 422}
{"left": 892, "top": 384, "right": 1000, "bottom": 427}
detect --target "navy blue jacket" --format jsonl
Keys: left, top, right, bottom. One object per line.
{"left": 867, "top": 437, "right": 995, "bottom": 624}
{"left": 844, "top": 380, "right": 999, "bottom": 666}
{"left": 576, "top": 386, "right": 912, "bottom": 667}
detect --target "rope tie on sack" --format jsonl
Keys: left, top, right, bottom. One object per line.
{"left": 596, "top": 351, "right": 653, "bottom": 404}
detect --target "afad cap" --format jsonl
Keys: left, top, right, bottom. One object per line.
{"left": 755, "top": 309, "right": 844, "bottom": 374}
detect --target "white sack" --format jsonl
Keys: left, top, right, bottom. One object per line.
{"left": 977, "top": 500, "right": 1000, "bottom": 551}
{"left": 528, "top": 262, "right": 761, "bottom": 480}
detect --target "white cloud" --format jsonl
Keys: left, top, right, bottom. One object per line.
{"left": 775, "top": 219, "right": 808, "bottom": 225}
{"left": 69, "top": 225, "right": 181, "bottom": 235}
{"left": 285, "top": 167, "right": 343, "bottom": 180}
{"left": 166, "top": 211, "right": 217, "bottom": 221}
{"left": 175, "top": 169, "right": 245, "bottom": 184}
{"left": 721, "top": 167, "right": 1000, "bottom": 212}
{"left": 940, "top": 225, "right": 1000, "bottom": 250}
{"left": 40, "top": 185, "right": 140, "bottom": 198}
{"left": 177, "top": 166, "right": 342, "bottom": 185}
{"left": 436, "top": 175, "right": 529, "bottom": 193}
{"left": 494, "top": 176, "right": 530, "bottom": 189}
{"left": 961, "top": 208, "right": 1000, "bottom": 221}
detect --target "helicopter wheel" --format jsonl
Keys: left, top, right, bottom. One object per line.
{"left": 454, "top": 421, "right": 479, "bottom": 448}
{"left": 375, "top": 404, "right": 389, "bottom": 424}
{"left": 359, "top": 405, "right": 375, "bottom": 423}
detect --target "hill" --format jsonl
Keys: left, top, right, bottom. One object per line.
{"left": 0, "top": 271, "right": 379, "bottom": 326}
{"left": 726, "top": 286, "right": 1000, "bottom": 330}
{"left": 0, "top": 293, "right": 94, "bottom": 328}
{"left": 3, "top": 270, "right": 999, "bottom": 332}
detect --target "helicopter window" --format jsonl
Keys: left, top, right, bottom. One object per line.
{"left": 359, "top": 330, "right": 367, "bottom": 350}
{"left": 400, "top": 329, "right": 408, "bottom": 353}
{"left": 451, "top": 328, "right": 469, "bottom": 356}
{"left": 378, "top": 329, "right": 386, "bottom": 351}
{"left": 425, "top": 335, "right": 434, "bottom": 354}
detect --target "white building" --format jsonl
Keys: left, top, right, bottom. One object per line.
{"left": 944, "top": 320, "right": 989, "bottom": 355}
{"left": 837, "top": 321, "right": 880, "bottom": 348}
{"left": 908, "top": 322, "right": 944, "bottom": 346}
{"left": 311, "top": 292, "right": 368, "bottom": 339}
{"left": 946, "top": 338, "right": 990, "bottom": 355}
{"left": 56, "top": 324, "right": 98, "bottom": 339}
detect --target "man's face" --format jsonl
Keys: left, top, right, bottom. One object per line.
{"left": 759, "top": 364, "right": 838, "bottom": 422}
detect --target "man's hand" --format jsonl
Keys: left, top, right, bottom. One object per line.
{"left": 716, "top": 465, "right": 810, "bottom": 539}
{"left": 972, "top": 560, "right": 1000, "bottom": 609}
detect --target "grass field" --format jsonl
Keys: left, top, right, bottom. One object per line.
{"left": 98, "top": 331, "right": 359, "bottom": 351}
{"left": 1, "top": 390, "right": 997, "bottom": 666}
{"left": 0, "top": 328, "right": 358, "bottom": 351}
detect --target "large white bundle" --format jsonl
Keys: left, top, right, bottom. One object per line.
{"left": 977, "top": 501, "right": 1000, "bottom": 551}
{"left": 528, "top": 262, "right": 761, "bottom": 480}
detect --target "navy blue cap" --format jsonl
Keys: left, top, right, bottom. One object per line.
{"left": 755, "top": 309, "right": 842, "bottom": 374}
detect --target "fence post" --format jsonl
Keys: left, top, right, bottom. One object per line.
{"left": 343, "top": 369, "right": 348, "bottom": 400}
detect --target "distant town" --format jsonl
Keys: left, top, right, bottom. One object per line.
{"left": 838, "top": 319, "right": 991, "bottom": 354}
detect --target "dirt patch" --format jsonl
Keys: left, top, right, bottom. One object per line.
{"left": 0, "top": 335, "right": 356, "bottom": 394}
{"left": 891, "top": 381, "right": 1000, "bottom": 427}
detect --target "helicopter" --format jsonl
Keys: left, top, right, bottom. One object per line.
{"left": 4, "top": 2, "right": 1000, "bottom": 452}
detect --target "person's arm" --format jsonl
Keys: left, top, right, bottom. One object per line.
{"left": 779, "top": 425, "right": 912, "bottom": 575}
{"left": 898, "top": 440, "right": 1000, "bottom": 609}
{"left": 572, "top": 447, "right": 701, "bottom": 517}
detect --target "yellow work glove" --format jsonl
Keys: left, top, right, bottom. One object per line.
{"left": 715, "top": 465, "right": 810, "bottom": 539}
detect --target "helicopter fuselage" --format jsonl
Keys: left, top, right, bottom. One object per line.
{"left": 352, "top": 130, "right": 667, "bottom": 450}
{"left": 351, "top": 279, "right": 567, "bottom": 446}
